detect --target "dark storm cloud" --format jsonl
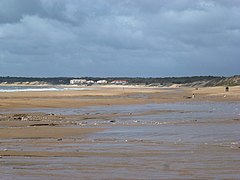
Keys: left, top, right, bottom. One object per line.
{"left": 0, "top": 0, "right": 41, "bottom": 23}
{"left": 0, "top": 0, "right": 240, "bottom": 77}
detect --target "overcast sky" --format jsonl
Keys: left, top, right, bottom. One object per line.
{"left": 0, "top": 0, "right": 239, "bottom": 77}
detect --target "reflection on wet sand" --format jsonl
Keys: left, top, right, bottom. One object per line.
{"left": 0, "top": 87, "right": 240, "bottom": 179}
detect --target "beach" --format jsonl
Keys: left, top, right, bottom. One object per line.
{"left": 1, "top": 85, "right": 240, "bottom": 109}
{"left": 0, "top": 85, "right": 240, "bottom": 179}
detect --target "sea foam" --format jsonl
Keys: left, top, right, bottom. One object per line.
{"left": 0, "top": 86, "right": 92, "bottom": 92}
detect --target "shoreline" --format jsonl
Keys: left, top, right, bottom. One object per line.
{"left": 0, "top": 86, "right": 239, "bottom": 109}
{"left": 0, "top": 86, "right": 239, "bottom": 179}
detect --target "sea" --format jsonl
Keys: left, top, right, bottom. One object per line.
{"left": 0, "top": 85, "right": 92, "bottom": 92}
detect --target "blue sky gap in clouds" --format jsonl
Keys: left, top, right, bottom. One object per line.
{"left": 0, "top": 0, "right": 239, "bottom": 77}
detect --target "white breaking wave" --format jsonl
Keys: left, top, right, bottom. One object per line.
{"left": 0, "top": 87, "right": 93, "bottom": 92}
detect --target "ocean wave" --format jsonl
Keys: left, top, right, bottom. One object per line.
{"left": 0, "top": 86, "right": 93, "bottom": 92}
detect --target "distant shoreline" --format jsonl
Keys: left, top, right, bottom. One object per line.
{"left": 1, "top": 75, "right": 240, "bottom": 87}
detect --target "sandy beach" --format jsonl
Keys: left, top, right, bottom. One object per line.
{"left": 0, "top": 86, "right": 240, "bottom": 179}
{"left": 2, "top": 0, "right": 240, "bottom": 179}
{"left": 1, "top": 85, "right": 240, "bottom": 109}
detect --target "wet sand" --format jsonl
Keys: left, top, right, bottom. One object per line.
{"left": 1, "top": 85, "right": 240, "bottom": 109}
{"left": 0, "top": 86, "right": 240, "bottom": 179}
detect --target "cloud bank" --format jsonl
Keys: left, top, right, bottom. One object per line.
{"left": 0, "top": 0, "right": 240, "bottom": 77}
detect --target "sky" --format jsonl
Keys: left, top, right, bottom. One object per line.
{"left": 0, "top": 0, "right": 240, "bottom": 77}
